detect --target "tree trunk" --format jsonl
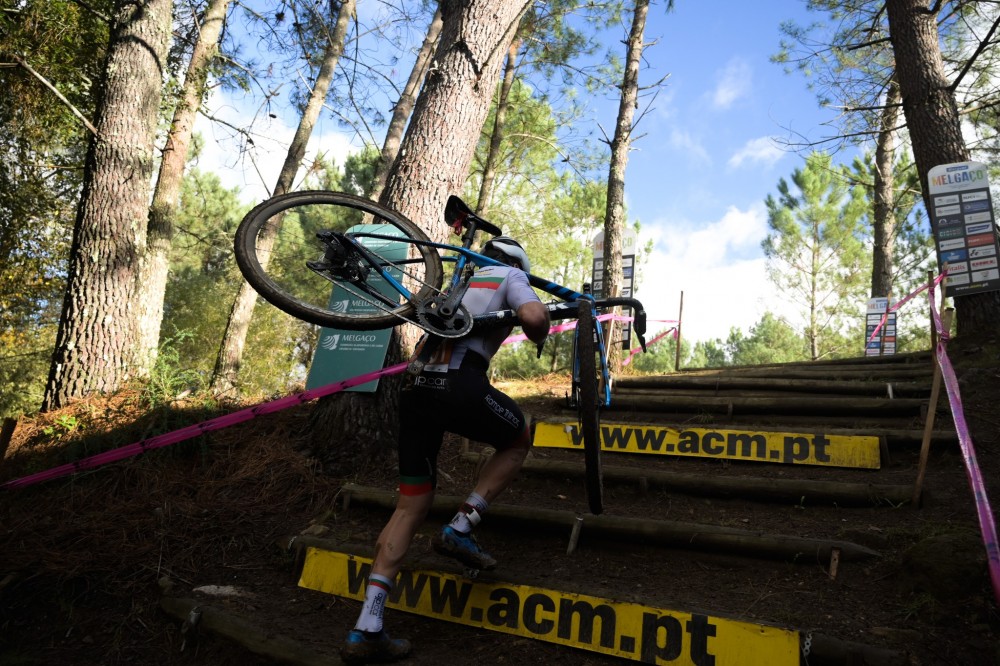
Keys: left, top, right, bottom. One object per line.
{"left": 308, "top": 0, "right": 530, "bottom": 461}
{"left": 871, "top": 78, "right": 900, "bottom": 299}
{"left": 368, "top": 7, "right": 443, "bottom": 202}
{"left": 42, "top": 0, "right": 172, "bottom": 411}
{"left": 138, "top": 0, "right": 231, "bottom": 372}
{"left": 603, "top": 0, "right": 649, "bottom": 372}
{"left": 476, "top": 37, "right": 521, "bottom": 217}
{"left": 210, "top": 0, "right": 355, "bottom": 395}
{"left": 885, "top": 0, "right": 1000, "bottom": 335}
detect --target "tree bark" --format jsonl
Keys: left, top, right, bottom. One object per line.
{"left": 871, "top": 78, "right": 900, "bottom": 299}
{"left": 43, "top": 0, "right": 173, "bottom": 410}
{"left": 885, "top": 0, "right": 1000, "bottom": 335}
{"left": 368, "top": 7, "right": 443, "bottom": 202}
{"left": 379, "top": 0, "right": 528, "bottom": 231}
{"left": 308, "top": 0, "right": 531, "bottom": 461}
{"left": 476, "top": 36, "right": 521, "bottom": 216}
{"left": 210, "top": 0, "right": 355, "bottom": 395}
{"left": 603, "top": 0, "right": 649, "bottom": 371}
{"left": 138, "top": 0, "right": 231, "bottom": 372}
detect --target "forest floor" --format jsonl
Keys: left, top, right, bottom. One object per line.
{"left": 1, "top": 337, "right": 1000, "bottom": 665}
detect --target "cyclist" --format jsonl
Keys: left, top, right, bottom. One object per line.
{"left": 342, "top": 235, "right": 551, "bottom": 663}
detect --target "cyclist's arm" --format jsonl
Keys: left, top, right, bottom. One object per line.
{"left": 517, "top": 301, "right": 550, "bottom": 345}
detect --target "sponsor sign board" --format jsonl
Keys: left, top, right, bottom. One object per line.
{"left": 864, "top": 297, "right": 896, "bottom": 357}
{"left": 592, "top": 229, "right": 638, "bottom": 349}
{"left": 300, "top": 549, "right": 800, "bottom": 665}
{"left": 927, "top": 162, "right": 1000, "bottom": 295}
{"left": 533, "top": 422, "right": 881, "bottom": 469}
{"left": 306, "top": 225, "right": 405, "bottom": 392}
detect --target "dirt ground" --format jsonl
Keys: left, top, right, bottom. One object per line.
{"left": 1, "top": 340, "right": 999, "bottom": 665}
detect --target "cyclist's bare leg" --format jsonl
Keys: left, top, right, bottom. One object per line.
{"left": 371, "top": 491, "right": 435, "bottom": 580}
{"left": 470, "top": 427, "right": 530, "bottom": 502}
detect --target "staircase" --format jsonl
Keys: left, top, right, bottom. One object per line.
{"left": 300, "top": 350, "right": 992, "bottom": 665}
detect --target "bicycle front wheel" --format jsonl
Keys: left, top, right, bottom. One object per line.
{"left": 575, "top": 303, "right": 604, "bottom": 515}
{"left": 234, "top": 191, "right": 443, "bottom": 329}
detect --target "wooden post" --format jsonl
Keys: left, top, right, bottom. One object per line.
{"left": 566, "top": 516, "right": 583, "bottom": 554}
{"left": 927, "top": 270, "right": 936, "bottom": 346}
{"left": 912, "top": 307, "right": 953, "bottom": 506}
{"left": 0, "top": 418, "right": 16, "bottom": 463}
{"left": 674, "top": 291, "right": 684, "bottom": 372}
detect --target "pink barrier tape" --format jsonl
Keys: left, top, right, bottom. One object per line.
{"left": 502, "top": 312, "right": 620, "bottom": 344}
{"left": 623, "top": 327, "right": 677, "bottom": 366}
{"left": 502, "top": 315, "right": 678, "bottom": 346}
{"left": 2, "top": 362, "right": 410, "bottom": 490}
{"left": 6, "top": 310, "right": 680, "bottom": 490}
{"left": 927, "top": 290, "right": 1000, "bottom": 604}
{"left": 867, "top": 272, "right": 947, "bottom": 344}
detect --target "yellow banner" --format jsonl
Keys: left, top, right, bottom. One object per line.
{"left": 300, "top": 548, "right": 799, "bottom": 665}
{"left": 534, "top": 422, "right": 880, "bottom": 469}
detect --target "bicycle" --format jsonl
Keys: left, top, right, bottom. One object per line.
{"left": 234, "top": 190, "right": 647, "bottom": 514}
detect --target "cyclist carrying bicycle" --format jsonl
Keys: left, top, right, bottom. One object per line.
{"left": 343, "top": 235, "right": 551, "bottom": 663}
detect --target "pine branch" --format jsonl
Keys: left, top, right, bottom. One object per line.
{"left": 13, "top": 54, "right": 98, "bottom": 136}
{"left": 948, "top": 14, "right": 1000, "bottom": 93}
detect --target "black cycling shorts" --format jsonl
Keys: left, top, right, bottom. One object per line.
{"left": 397, "top": 353, "right": 526, "bottom": 487}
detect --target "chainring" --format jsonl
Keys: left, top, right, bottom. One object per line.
{"left": 414, "top": 296, "right": 474, "bottom": 338}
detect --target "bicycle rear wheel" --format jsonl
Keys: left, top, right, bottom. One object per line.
{"left": 575, "top": 303, "right": 604, "bottom": 515}
{"left": 234, "top": 191, "right": 443, "bottom": 329}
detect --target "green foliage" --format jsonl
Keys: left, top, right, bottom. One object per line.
{"left": 140, "top": 330, "right": 205, "bottom": 409}
{"left": 0, "top": 0, "right": 115, "bottom": 418}
{"left": 688, "top": 339, "right": 729, "bottom": 369}
{"left": 849, "top": 150, "right": 935, "bottom": 297}
{"left": 163, "top": 165, "right": 322, "bottom": 396}
{"left": 626, "top": 328, "right": 684, "bottom": 374}
{"left": 725, "top": 313, "right": 809, "bottom": 365}
{"left": 42, "top": 414, "right": 79, "bottom": 440}
{"left": 763, "top": 151, "right": 870, "bottom": 360}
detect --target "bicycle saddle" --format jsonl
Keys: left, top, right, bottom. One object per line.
{"left": 445, "top": 195, "right": 502, "bottom": 237}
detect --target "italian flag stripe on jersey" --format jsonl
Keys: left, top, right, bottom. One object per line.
{"left": 469, "top": 276, "right": 504, "bottom": 289}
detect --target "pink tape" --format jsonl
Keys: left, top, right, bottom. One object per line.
{"left": 2, "top": 363, "right": 409, "bottom": 490}
{"left": 623, "top": 327, "right": 677, "bottom": 365}
{"left": 867, "top": 273, "right": 947, "bottom": 343}
{"left": 926, "top": 290, "right": 1000, "bottom": 603}
{"left": 4, "top": 309, "right": 681, "bottom": 490}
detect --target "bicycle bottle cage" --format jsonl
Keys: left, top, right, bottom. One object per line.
{"left": 445, "top": 195, "right": 502, "bottom": 238}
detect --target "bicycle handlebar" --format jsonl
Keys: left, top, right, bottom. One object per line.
{"left": 471, "top": 297, "right": 648, "bottom": 352}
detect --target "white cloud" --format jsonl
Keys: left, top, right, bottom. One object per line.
{"left": 727, "top": 136, "right": 784, "bottom": 169}
{"left": 635, "top": 205, "right": 802, "bottom": 344}
{"left": 192, "top": 88, "right": 361, "bottom": 204}
{"left": 711, "top": 58, "right": 752, "bottom": 109}
{"left": 668, "top": 129, "right": 711, "bottom": 165}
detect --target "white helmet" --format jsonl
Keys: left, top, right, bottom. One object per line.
{"left": 483, "top": 236, "right": 530, "bottom": 273}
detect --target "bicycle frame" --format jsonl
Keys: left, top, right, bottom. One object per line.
{"left": 334, "top": 225, "right": 646, "bottom": 411}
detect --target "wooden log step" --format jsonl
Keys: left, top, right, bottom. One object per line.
{"left": 462, "top": 452, "right": 913, "bottom": 506}
{"left": 606, "top": 394, "right": 927, "bottom": 415}
{"left": 160, "top": 596, "right": 335, "bottom": 666}
{"left": 665, "top": 365, "right": 932, "bottom": 380}
{"left": 680, "top": 351, "right": 930, "bottom": 371}
{"left": 340, "top": 484, "right": 881, "bottom": 563}
{"left": 614, "top": 376, "right": 930, "bottom": 396}
{"left": 286, "top": 536, "right": 906, "bottom": 666}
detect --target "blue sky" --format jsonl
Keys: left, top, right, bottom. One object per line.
{"left": 196, "top": 1, "right": 860, "bottom": 345}
{"left": 615, "top": 2, "right": 854, "bottom": 344}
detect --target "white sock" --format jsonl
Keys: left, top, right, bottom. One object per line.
{"left": 449, "top": 492, "right": 488, "bottom": 533}
{"left": 354, "top": 574, "right": 393, "bottom": 633}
